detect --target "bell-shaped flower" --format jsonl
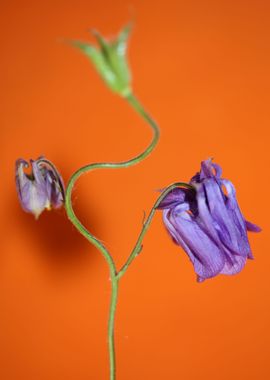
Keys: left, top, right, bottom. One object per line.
{"left": 71, "top": 24, "right": 132, "bottom": 96}
{"left": 158, "top": 159, "right": 261, "bottom": 282}
{"left": 15, "top": 157, "right": 65, "bottom": 219}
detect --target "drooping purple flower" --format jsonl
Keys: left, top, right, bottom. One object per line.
{"left": 158, "top": 159, "right": 261, "bottom": 282}
{"left": 15, "top": 156, "right": 65, "bottom": 219}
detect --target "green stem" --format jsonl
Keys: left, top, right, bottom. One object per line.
{"left": 65, "top": 184, "right": 116, "bottom": 276}
{"left": 117, "top": 182, "right": 193, "bottom": 279}
{"left": 65, "top": 92, "right": 159, "bottom": 380}
{"left": 108, "top": 276, "right": 119, "bottom": 380}
{"left": 65, "top": 94, "right": 159, "bottom": 184}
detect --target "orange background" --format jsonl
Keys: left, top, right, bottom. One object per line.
{"left": 1, "top": 1, "right": 269, "bottom": 379}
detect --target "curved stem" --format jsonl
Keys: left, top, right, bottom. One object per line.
{"left": 65, "top": 92, "right": 160, "bottom": 380}
{"left": 65, "top": 182, "right": 116, "bottom": 275}
{"left": 117, "top": 182, "right": 194, "bottom": 279}
{"left": 65, "top": 92, "right": 159, "bottom": 272}
{"left": 65, "top": 94, "right": 159, "bottom": 186}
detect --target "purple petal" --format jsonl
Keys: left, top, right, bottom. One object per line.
{"left": 222, "top": 179, "right": 254, "bottom": 258}
{"left": 31, "top": 159, "right": 47, "bottom": 186}
{"left": 157, "top": 188, "right": 189, "bottom": 209}
{"left": 16, "top": 159, "right": 48, "bottom": 217}
{"left": 212, "top": 163, "right": 222, "bottom": 178}
{"left": 200, "top": 158, "right": 215, "bottom": 180}
{"left": 199, "top": 159, "right": 222, "bottom": 181}
{"left": 245, "top": 220, "right": 261, "bottom": 233}
{"left": 196, "top": 183, "right": 233, "bottom": 259}
{"left": 15, "top": 159, "right": 29, "bottom": 203}
{"left": 36, "top": 158, "right": 65, "bottom": 208}
{"left": 163, "top": 205, "right": 225, "bottom": 280}
{"left": 221, "top": 254, "right": 247, "bottom": 275}
{"left": 203, "top": 178, "right": 243, "bottom": 256}
{"left": 21, "top": 182, "right": 48, "bottom": 218}
{"left": 44, "top": 169, "right": 64, "bottom": 209}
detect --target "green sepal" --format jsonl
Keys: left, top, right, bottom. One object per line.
{"left": 71, "top": 24, "right": 132, "bottom": 97}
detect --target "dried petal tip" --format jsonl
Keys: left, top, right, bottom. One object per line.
{"left": 15, "top": 157, "right": 65, "bottom": 218}
{"left": 159, "top": 159, "right": 261, "bottom": 282}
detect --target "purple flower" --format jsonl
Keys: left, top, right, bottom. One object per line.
{"left": 15, "top": 156, "right": 65, "bottom": 219}
{"left": 158, "top": 159, "right": 261, "bottom": 282}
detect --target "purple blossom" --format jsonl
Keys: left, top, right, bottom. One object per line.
{"left": 15, "top": 157, "right": 65, "bottom": 219}
{"left": 158, "top": 159, "right": 261, "bottom": 282}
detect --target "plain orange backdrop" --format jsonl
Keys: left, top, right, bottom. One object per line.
{"left": 1, "top": 1, "right": 269, "bottom": 379}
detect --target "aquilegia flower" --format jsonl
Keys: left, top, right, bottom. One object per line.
{"left": 158, "top": 159, "right": 261, "bottom": 282}
{"left": 15, "top": 156, "right": 65, "bottom": 219}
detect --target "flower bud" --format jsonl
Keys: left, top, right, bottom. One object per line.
{"left": 15, "top": 157, "right": 65, "bottom": 219}
{"left": 71, "top": 24, "right": 132, "bottom": 97}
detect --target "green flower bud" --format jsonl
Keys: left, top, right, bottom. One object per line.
{"left": 72, "top": 24, "right": 132, "bottom": 97}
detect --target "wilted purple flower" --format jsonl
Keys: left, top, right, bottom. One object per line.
{"left": 158, "top": 159, "right": 261, "bottom": 282}
{"left": 15, "top": 156, "right": 65, "bottom": 219}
